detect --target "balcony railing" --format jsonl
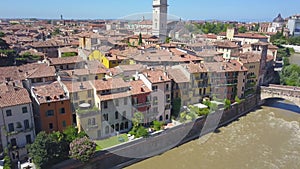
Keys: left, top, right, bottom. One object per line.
{"left": 133, "top": 101, "right": 151, "bottom": 108}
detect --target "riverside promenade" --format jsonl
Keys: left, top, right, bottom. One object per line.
{"left": 52, "top": 94, "right": 260, "bottom": 169}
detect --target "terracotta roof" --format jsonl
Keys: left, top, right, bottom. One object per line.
{"left": 98, "top": 92, "right": 131, "bottom": 101}
{"left": 25, "top": 64, "right": 56, "bottom": 79}
{"left": 0, "top": 84, "right": 32, "bottom": 108}
{"left": 133, "top": 48, "right": 203, "bottom": 63}
{"left": 32, "top": 81, "right": 67, "bottom": 104}
{"left": 214, "top": 41, "right": 239, "bottom": 48}
{"left": 48, "top": 56, "right": 83, "bottom": 65}
{"left": 62, "top": 81, "right": 93, "bottom": 93}
{"left": 186, "top": 62, "right": 207, "bottom": 73}
{"left": 130, "top": 80, "right": 151, "bottom": 95}
{"left": 204, "top": 61, "right": 247, "bottom": 72}
{"left": 234, "top": 33, "right": 268, "bottom": 39}
{"left": 94, "top": 78, "right": 130, "bottom": 91}
{"left": 167, "top": 68, "right": 189, "bottom": 83}
{"left": 142, "top": 69, "right": 171, "bottom": 84}
{"left": 268, "top": 44, "right": 279, "bottom": 49}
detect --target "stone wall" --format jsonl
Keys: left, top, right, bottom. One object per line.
{"left": 52, "top": 94, "right": 260, "bottom": 169}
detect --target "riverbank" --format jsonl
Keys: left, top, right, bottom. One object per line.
{"left": 52, "top": 94, "right": 260, "bottom": 169}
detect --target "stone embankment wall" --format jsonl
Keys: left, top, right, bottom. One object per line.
{"left": 52, "top": 94, "right": 260, "bottom": 169}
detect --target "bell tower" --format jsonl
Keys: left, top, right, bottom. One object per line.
{"left": 152, "top": 0, "right": 168, "bottom": 41}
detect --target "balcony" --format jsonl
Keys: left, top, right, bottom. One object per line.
{"left": 133, "top": 101, "right": 151, "bottom": 108}
{"left": 76, "top": 106, "right": 100, "bottom": 117}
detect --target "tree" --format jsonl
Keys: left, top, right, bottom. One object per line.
{"left": 235, "top": 96, "right": 241, "bottom": 104}
{"left": 61, "top": 52, "right": 77, "bottom": 58}
{"left": 27, "top": 131, "right": 72, "bottom": 169}
{"left": 63, "top": 126, "right": 86, "bottom": 143}
{"left": 224, "top": 99, "right": 231, "bottom": 110}
{"left": 238, "top": 26, "right": 247, "bottom": 33}
{"left": 129, "top": 112, "right": 149, "bottom": 138}
{"left": 132, "top": 112, "right": 144, "bottom": 128}
{"left": 3, "top": 149, "right": 11, "bottom": 169}
{"left": 0, "top": 32, "right": 5, "bottom": 38}
{"left": 138, "top": 33, "right": 143, "bottom": 46}
{"left": 171, "top": 98, "right": 181, "bottom": 118}
{"left": 69, "top": 136, "right": 96, "bottom": 163}
{"left": 27, "top": 132, "right": 55, "bottom": 169}
{"left": 280, "top": 64, "right": 300, "bottom": 86}
{"left": 165, "top": 37, "right": 171, "bottom": 43}
{"left": 153, "top": 120, "right": 163, "bottom": 131}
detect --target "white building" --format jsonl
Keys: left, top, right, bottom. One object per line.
{"left": 287, "top": 15, "right": 300, "bottom": 37}
{"left": 152, "top": 0, "right": 168, "bottom": 41}
{"left": 268, "top": 14, "right": 285, "bottom": 33}
{"left": 139, "top": 69, "right": 171, "bottom": 123}
{"left": 0, "top": 83, "right": 35, "bottom": 161}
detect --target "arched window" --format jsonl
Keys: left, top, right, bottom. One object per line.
{"left": 120, "top": 123, "right": 124, "bottom": 131}
{"left": 115, "top": 123, "right": 119, "bottom": 131}
{"left": 159, "top": 115, "right": 163, "bottom": 121}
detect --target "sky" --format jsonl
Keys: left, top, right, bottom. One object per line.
{"left": 0, "top": 0, "right": 300, "bottom": 22}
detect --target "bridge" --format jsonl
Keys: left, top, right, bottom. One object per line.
{"left": 260, "top": 84, "right": 300, "bottom": 106}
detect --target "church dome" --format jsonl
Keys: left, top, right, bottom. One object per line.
{"left": 273, "top": 14, "right": 284, "bottom": 23}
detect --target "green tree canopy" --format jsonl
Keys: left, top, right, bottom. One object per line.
{"left": 280, "top": 64, "right": 300, "bottom": 87}
{"left": 238, "top": 26, "right": 247, "bottom": 33}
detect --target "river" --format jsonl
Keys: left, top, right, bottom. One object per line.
{"left": 126, "top": 99, "right": 300, "bottom": 169}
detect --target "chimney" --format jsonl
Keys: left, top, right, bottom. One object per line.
{"left": 80, "top": 82, "right": 84, "bottom": 89}
{"left": 164, "top": 72, "right": 168, "bottom": 77}
{"left": 159, "top": 76, "right": 163, "bottom": 81}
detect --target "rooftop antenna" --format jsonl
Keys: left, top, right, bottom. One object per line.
{"left": 61, "top": 15, "right": 63, "bottom": 20}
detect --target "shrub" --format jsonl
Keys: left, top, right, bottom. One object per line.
{"left": 69, "top": 136, "right": 97, "bottom": 163}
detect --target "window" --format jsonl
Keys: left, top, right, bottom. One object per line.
{"left": 26, "top": 135, "right": 32, "bottom": 144}
{"left": 120, "top": 123, "right": 124, "bottom": 131}
{"left": 22, "top": 107, "right": 28, "bottom": 113}
{"left": 88, "top": 90, "right": 92, "bottom": 98}
{"left": 103, "top": 114, "right": 108, "bottom": 121}
{"left": 62, "top": 121, "right": 67, "bottom": 127}
{"left": 88, "top": 118, "right": 95, "bottom": 126}
{"left": 73, "top": 93, "right": 79, "bottom": 100}
{"left": 152, "top": 86, "right": 158, "bottom": 92}
{"left": 166, "top": 94, "right": 171, "bottom": 103}
{"left": 115, "top": 123, "right": 119, "bottom": 131}
{"left": 153, "top": 96, "right": 158, "bottom": 105}
{"left": 115, "top": 99, "right": 119, "bottom": 107}
{"left": 115, "top": 111, "right": 119, "bottom": 120}
{"left": 124, "top": 98, "right": 128, "bottom": 105}
{"left": 6, "top": 110, "right": 12, "bottom": 117}
{"left": 8, "top": 123, "right": 14, "bottom": 132}
{"left": 59, "top": 108, "right": 65, "bottom": 114}
{"left": 46, "top": 110, "right": 54, "bottom": 117}
{"left": 166, "top": 114, "right": 169, "bottom": 120}
{"left": 103, "top": 101, "right": 108, "bottom": 109}
{"left": 159, "top": 115, "right": 163, "bottom": 121}
{"left": 10, "top": 138, "right": 17, "bottom": 147}
{"left": 24, "top": 120, "right": 30, "bottom": 129}
{"left": 125, "top": 121, "right": 129, "bottom": 129}
{"left": 153, "top": 107, "right": 158, "bottom": 113}
{"left": 166, "top": 84, "right": 169, "bottom": 91}
{"left": 49, "top": 123, "right": 53, "bottom": 130}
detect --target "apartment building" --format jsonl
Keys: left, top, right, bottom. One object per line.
{"left": 0, "top": 83, "right": 35, "bottom": 161}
